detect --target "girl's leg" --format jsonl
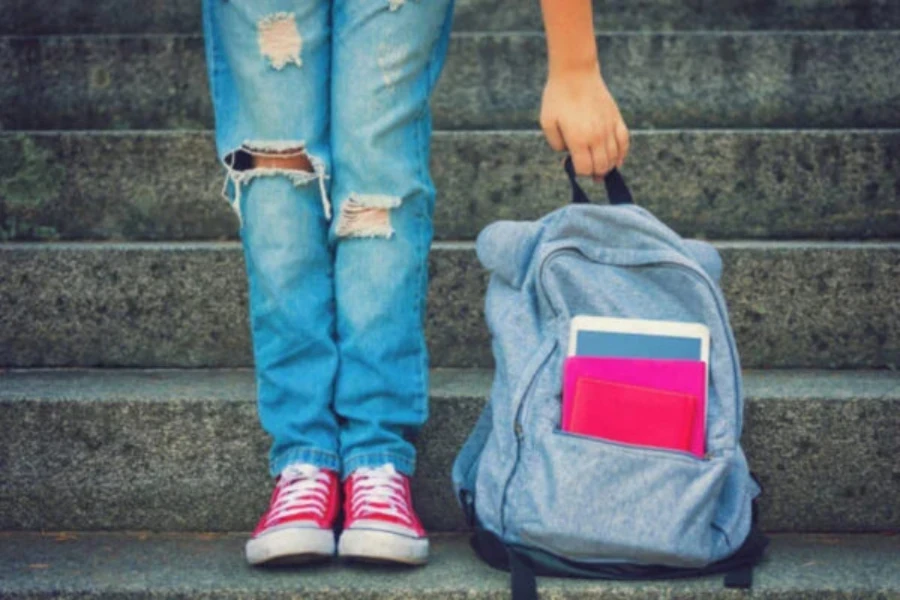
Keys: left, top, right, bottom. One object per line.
{"left": 202, "top": 0, "right": 338, "bottom": 480}
{"left": 329, "top": 0, "right": 455, "bottom": 564}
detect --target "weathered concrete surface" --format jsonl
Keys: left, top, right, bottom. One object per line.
{"left": 0, "top": 242, "right": 897, "bottom": 369}
{"left": 0, "top": 369, "right": 897, "bottom": 532}
{"left": 0, "top": 532, "right": 898, "bottom": 600}
{"left": 2, "top": 33, "right": 899, "bottom": 130}
{"left": 4, "top": 0, "right": 900, "bottom": 34}
{"left": 1, "top": 131, "right": 898, "bottom": 242}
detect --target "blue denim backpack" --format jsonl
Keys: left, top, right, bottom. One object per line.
{"left": 452, "top": 159, "right": 767, "bottom": 598}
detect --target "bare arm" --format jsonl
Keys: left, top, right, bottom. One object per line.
{"left": 539, "top": 0, "right": 629, "bottom": 178}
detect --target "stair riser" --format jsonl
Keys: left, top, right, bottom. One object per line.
{"left": 5, "top": 0, "right": 900, "bottom": 34}
{"left": 1, "top": 375, "right": 896, "bottom": 532}
{"left": 2, "top": 33, "right": 899, "bottom": 130}
{"left": 1, "top": 131, "right": 898, "bottom": 243}
{"left": 1, "top": 243, "right": 897, "bottom": 369}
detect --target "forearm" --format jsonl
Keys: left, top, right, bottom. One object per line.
{"left": 539, "top": 0, "right": 599, "bottom": 76}
{"left": 538, "top": 0, "right": 629, "bottom": 176}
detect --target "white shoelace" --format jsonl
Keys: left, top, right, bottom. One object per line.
{"left": 350, "top": 464, "right": 413, "bottom": 524}
{"left": 264, "top": 463, "right": 330, "bottom": 525}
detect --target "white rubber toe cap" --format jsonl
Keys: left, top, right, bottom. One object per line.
{"left": 338, "top": 527, "right": 429, "bottom": 565}
{"left": 246, "top": 526, "right": 336, "bottom": 566}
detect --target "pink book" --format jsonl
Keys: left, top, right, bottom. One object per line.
{"left": 570, "top": 377, "right": 697, "bottom": 452}
{"left": 562, "top": 356, "right": 708, "bottom": 457}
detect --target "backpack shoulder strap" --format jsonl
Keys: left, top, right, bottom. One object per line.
{"left": 471, "top": 528, "right": 538, "bottom": 600}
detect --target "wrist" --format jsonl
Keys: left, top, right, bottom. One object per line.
{"left": 547, "top": 54, "right": 601, "bottom": 80}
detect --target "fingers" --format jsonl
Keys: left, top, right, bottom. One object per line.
{"left": 615, "top": 120, "right": 630, "bottom": 168}
{"left": 590, "top": 142, "right": 609, "bottom": 181}
{"left": 591, "top": 121, "right": 630, "bottom": 179}
{"left": 605, "top": 133, "right": 619, "bottom": 174}
{"left": 541, "top": 117, "right": 566, "bottom": 152}
{"left": 571, "top": 146, "right": 593, "bottom": 178}
{"left": 585, "top": 125, "right": 617, "bottom": 181}
{"left": 547, "top": 118, "right": 630, "bottom": 179}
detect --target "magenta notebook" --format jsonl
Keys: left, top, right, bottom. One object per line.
{"left": 562, "top": 356, "right": 708, "bottom": 457}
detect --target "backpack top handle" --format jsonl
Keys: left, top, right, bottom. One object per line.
{"left": 564, "top": 155, "right": 634, "bottom": 206}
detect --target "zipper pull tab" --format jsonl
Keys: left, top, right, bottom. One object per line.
{"left": 514, "top": 422, "right": 524, "bottom": 439}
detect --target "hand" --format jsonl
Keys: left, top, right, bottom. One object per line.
{"left": 540, "top": 67, "right": 630, "bottom": 180}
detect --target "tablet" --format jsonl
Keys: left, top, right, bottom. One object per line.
{"left": 567, "top": 316, "right": 710, "bottom": 363}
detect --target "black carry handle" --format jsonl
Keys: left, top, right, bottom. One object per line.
{"left": 564, "top": 155, "right": 633, "bottom": 206}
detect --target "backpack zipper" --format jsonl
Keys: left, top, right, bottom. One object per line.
{"left": 499, "top": 338, "right": 557, "bottom": 536}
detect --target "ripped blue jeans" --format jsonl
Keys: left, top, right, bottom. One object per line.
{"left": 201, "top": 0, "right": 455, "bottom": 478}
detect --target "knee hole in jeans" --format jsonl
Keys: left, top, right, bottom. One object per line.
{"left": 335, "top": 194, "right": 403, "bottom": 240}
{"left": 221, "top": 141, "right": 331, "bottom": 223}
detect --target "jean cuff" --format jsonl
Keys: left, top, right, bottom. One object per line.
{"left": 269, "top": 446, "right": 341, "bottom": 478}
{"left": 342, "top": 450, "right": 415, "bottom": 480}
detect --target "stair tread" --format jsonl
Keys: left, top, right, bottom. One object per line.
{"left": 1, "top": 532, "right": 897, "bottom": 598}
{"left": 3, "top": 367, "right": 899, "bottom": 403}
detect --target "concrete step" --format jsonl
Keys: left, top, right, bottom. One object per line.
{"left": 2, "top": 130, "right": 898, "bottom": 243}
{"left": 6, "top": 0, "right": 900, "bottom": 34}
{"left": 1, "top": 532, "right": 898, "bottom": 598}
{"left": 1, "top": 369, "right": 898, "bottom": 533}
{"left": 2, "top": 32, "right": 899, "bottom": 131}
{"left": 8, "top": 530, "right": 900, "bottom": 598}
{"left": 1, "top": 241, "right": 897, "bottom": 370}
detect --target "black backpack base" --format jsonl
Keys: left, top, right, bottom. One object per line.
{"left": 470, "top": 514, "right": 768, "bottom": 600}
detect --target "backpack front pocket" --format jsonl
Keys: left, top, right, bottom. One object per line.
{"left": 509, "top": 419, "right": 732, "bottom": 567}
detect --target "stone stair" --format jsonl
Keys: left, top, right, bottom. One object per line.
{"left": 2, "top": 532, "right": 898, "bottom": 598}
{"left": 4, "top": 32, "right": 900, "bottom": 130}
{"left": 1, "top": 0, "right": 898, "bottom": 598}
{"left": 1, "top": 240, "right": 898, "bottom": 368}
{"left": 2, "top": 368, "right": 898, "bottom": 534}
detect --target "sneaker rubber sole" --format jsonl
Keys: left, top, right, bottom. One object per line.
{"left": 338, "top": 528, "right": 429, "bottom": 565}
{"left": 245, "top": 526, "right": 336, "bottom": 566}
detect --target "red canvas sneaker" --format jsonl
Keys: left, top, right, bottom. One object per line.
{"left": 245, "top": 463, "right": 339, "bottom": 566}
{"left": 338, "top": 463, "right": 428, "bottom": 565}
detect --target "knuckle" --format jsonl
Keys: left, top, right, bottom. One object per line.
{"left": 573, "top": 158, "right": 592, "bottom": 175}
{"left": 571, "top": 140, "right": 590, "bottom": 154}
